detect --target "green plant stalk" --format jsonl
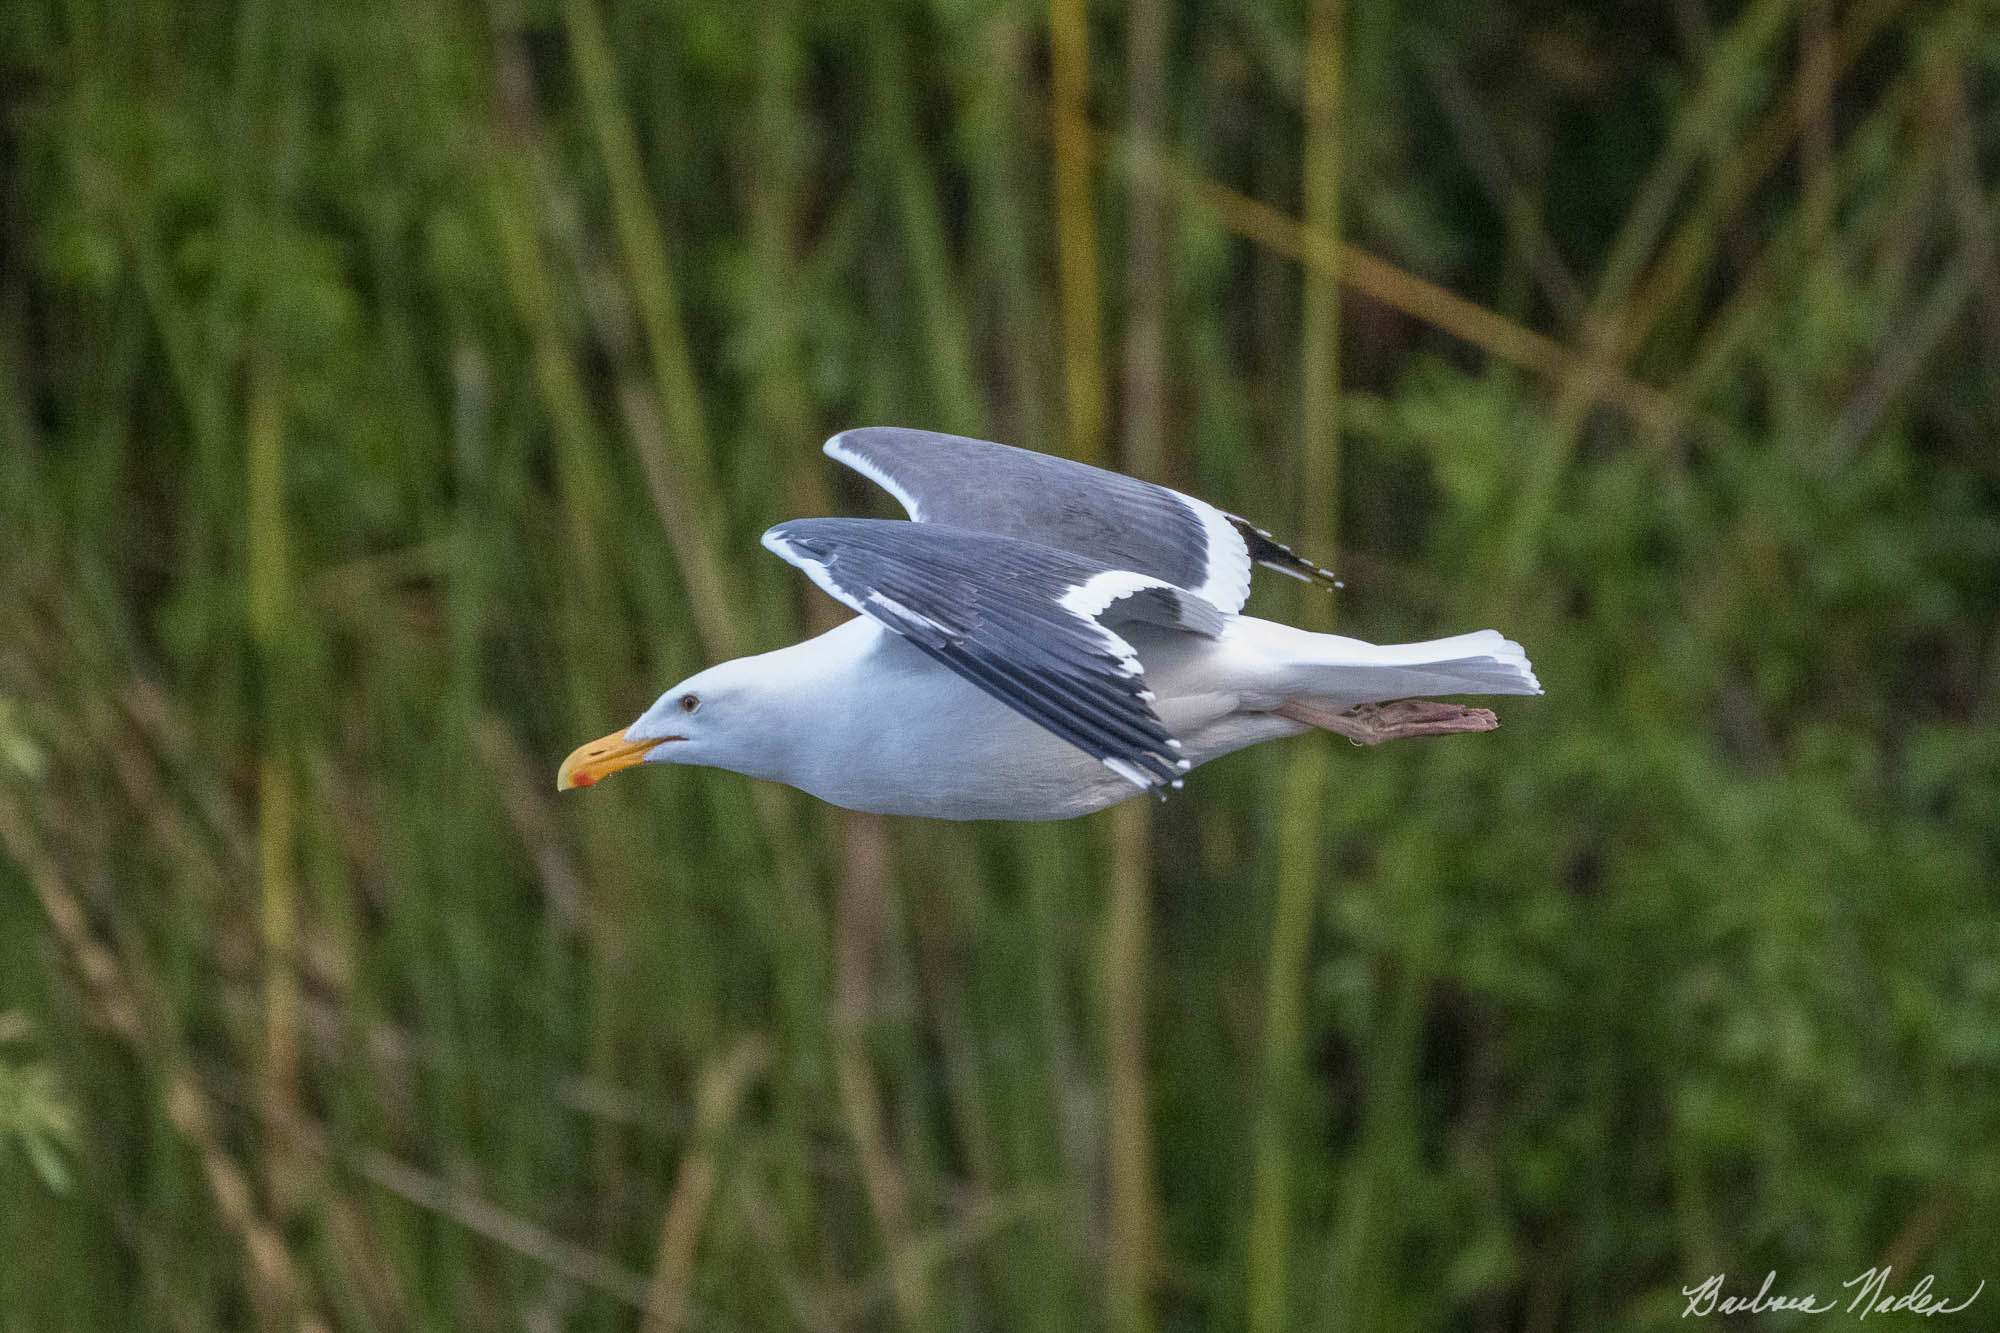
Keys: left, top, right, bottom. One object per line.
{"left": 831, "top": 811, "right": 934, "bottom": 1329}
{"left": 1101, "top": 804, "right": 1156, "bottom": 1333}
{"left": 1050, "top": 0, "right": 1107, "bottom": 462}
{"left": 1325, "top": 967, "right": 1422, "bottom": 1330}
{"left": 1624, "top": 0, "right": 1917, "bottom": 373}
{"left": 1495, "top": 0, "right": 1818, "bottom": 592}
{"left": 948, "top": 17, "right": 1057, "bottom": 445}
{"left": 561, "top": 0, "right": 743, "bottom": 662}
{"left": 1106, "top": 0, "right": 1173, "bottom": 1323}
{"left": 484, "top": 133, "right": 645, "bottom": 1275}
{"left": 1095, "top": 130, "right": 1671, "bottom": 428}
{"left": 944, "top": 34, "right": 1099, "bottom": 1307}
{"left": 866, "top": 8, "right": 984, "bottom": 438}
{"left": 1049, "top": 0, "right": 1161, "bottom": 1326}
{"left": 726, "top": 6, "right": 846, "bottom": 1275}
{"left": 553, "top": 0, "right": 830, "bottom": 971}
{"left": 246, "top": 359, "right": 304, "bottom": 1223}
{"left": 1659, "top": 67, "right": 1932, "bottom": 438}
{"left": 1248, "top": 0, "right": 1344, "bottom": 1327}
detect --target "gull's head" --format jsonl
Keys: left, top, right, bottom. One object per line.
{"left": 556, "top": 660, "right": 759, "bottom": 791}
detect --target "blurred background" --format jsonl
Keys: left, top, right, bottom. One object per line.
{"left": 3, "top": 0, "right": 1998, "bottom": 1328}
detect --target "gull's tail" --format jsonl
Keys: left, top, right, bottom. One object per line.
{"left": 1231, "top": 620, "right": 1543, "bottom": 712}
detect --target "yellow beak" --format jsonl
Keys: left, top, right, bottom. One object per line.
{"left": 557, "top": 728, "right": 670, "bottom": 791}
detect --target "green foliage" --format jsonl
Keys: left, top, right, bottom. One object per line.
{"left": 1, "top": 0, "right": 1997, "bottom": 1329}
{"left": 0, "top": 1014, "right": 78, "bottom": 1195}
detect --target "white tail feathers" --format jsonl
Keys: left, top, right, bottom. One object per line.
{"left": 1229, "top": 620, "right": 1542, "bottom": 712}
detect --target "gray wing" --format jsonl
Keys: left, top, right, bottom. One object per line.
{"left": 761, "top": 518, "right": 1225, "bottom": 791}
{"left": 824, "top": 427, "right": 1339, "bottom": 615}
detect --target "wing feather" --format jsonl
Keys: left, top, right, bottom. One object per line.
{"left": 823, "top": 427, "right": 1339, "bottom": 612}
{"left": 761, "top": 518, "right": 1212, "bottom": 790}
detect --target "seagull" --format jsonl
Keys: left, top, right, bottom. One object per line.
{"left": 557, "top": 428, "right": 1541, "bottom": 820}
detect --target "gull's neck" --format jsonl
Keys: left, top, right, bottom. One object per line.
{"left": 701, "top": 617, "right": 881, "bottom": 783}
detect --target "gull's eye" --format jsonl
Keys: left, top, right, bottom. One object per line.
{"left": 679, "top": 693, "right": 700, "bottom": 714}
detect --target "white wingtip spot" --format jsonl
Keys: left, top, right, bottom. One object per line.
{"left": 1166, "top": 738, "right": 1181, "bottom": 749}
{"left": 1176, "top": 759, "right": 1191, "bottom": 771}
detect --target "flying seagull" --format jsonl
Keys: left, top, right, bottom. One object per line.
{"left": 557, "top": 427, "right": 1540, "bottom": 820}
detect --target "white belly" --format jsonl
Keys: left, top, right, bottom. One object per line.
{"left": 772, "top": 620, "right": 1302, "bottom": 821}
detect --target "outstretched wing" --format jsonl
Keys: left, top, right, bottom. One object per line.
{"left": 823, "top": 427, "right": 1339, "bottom": 616}
{"left": 761, "top": 518, "right": 1224, "bottom": 791}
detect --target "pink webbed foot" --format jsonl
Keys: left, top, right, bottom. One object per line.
{"left": 1275, "top": 698, "right": 1500, "bottom": 746}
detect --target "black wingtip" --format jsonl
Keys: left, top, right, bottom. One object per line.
{"left": 1231, "top": 516, "right": 1341, "bottom": 590}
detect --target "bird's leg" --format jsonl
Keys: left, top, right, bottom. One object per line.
{"left": 1276, "top": 698, "right": 1499, "bottom": 745}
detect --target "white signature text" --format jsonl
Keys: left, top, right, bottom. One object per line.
{"left": 1682, "top": 1268, "right": 1984, "bottom": 1319}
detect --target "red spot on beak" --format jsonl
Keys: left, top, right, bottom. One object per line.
{"left": 571, "top": 771, "right": 596, "bottom": 788}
